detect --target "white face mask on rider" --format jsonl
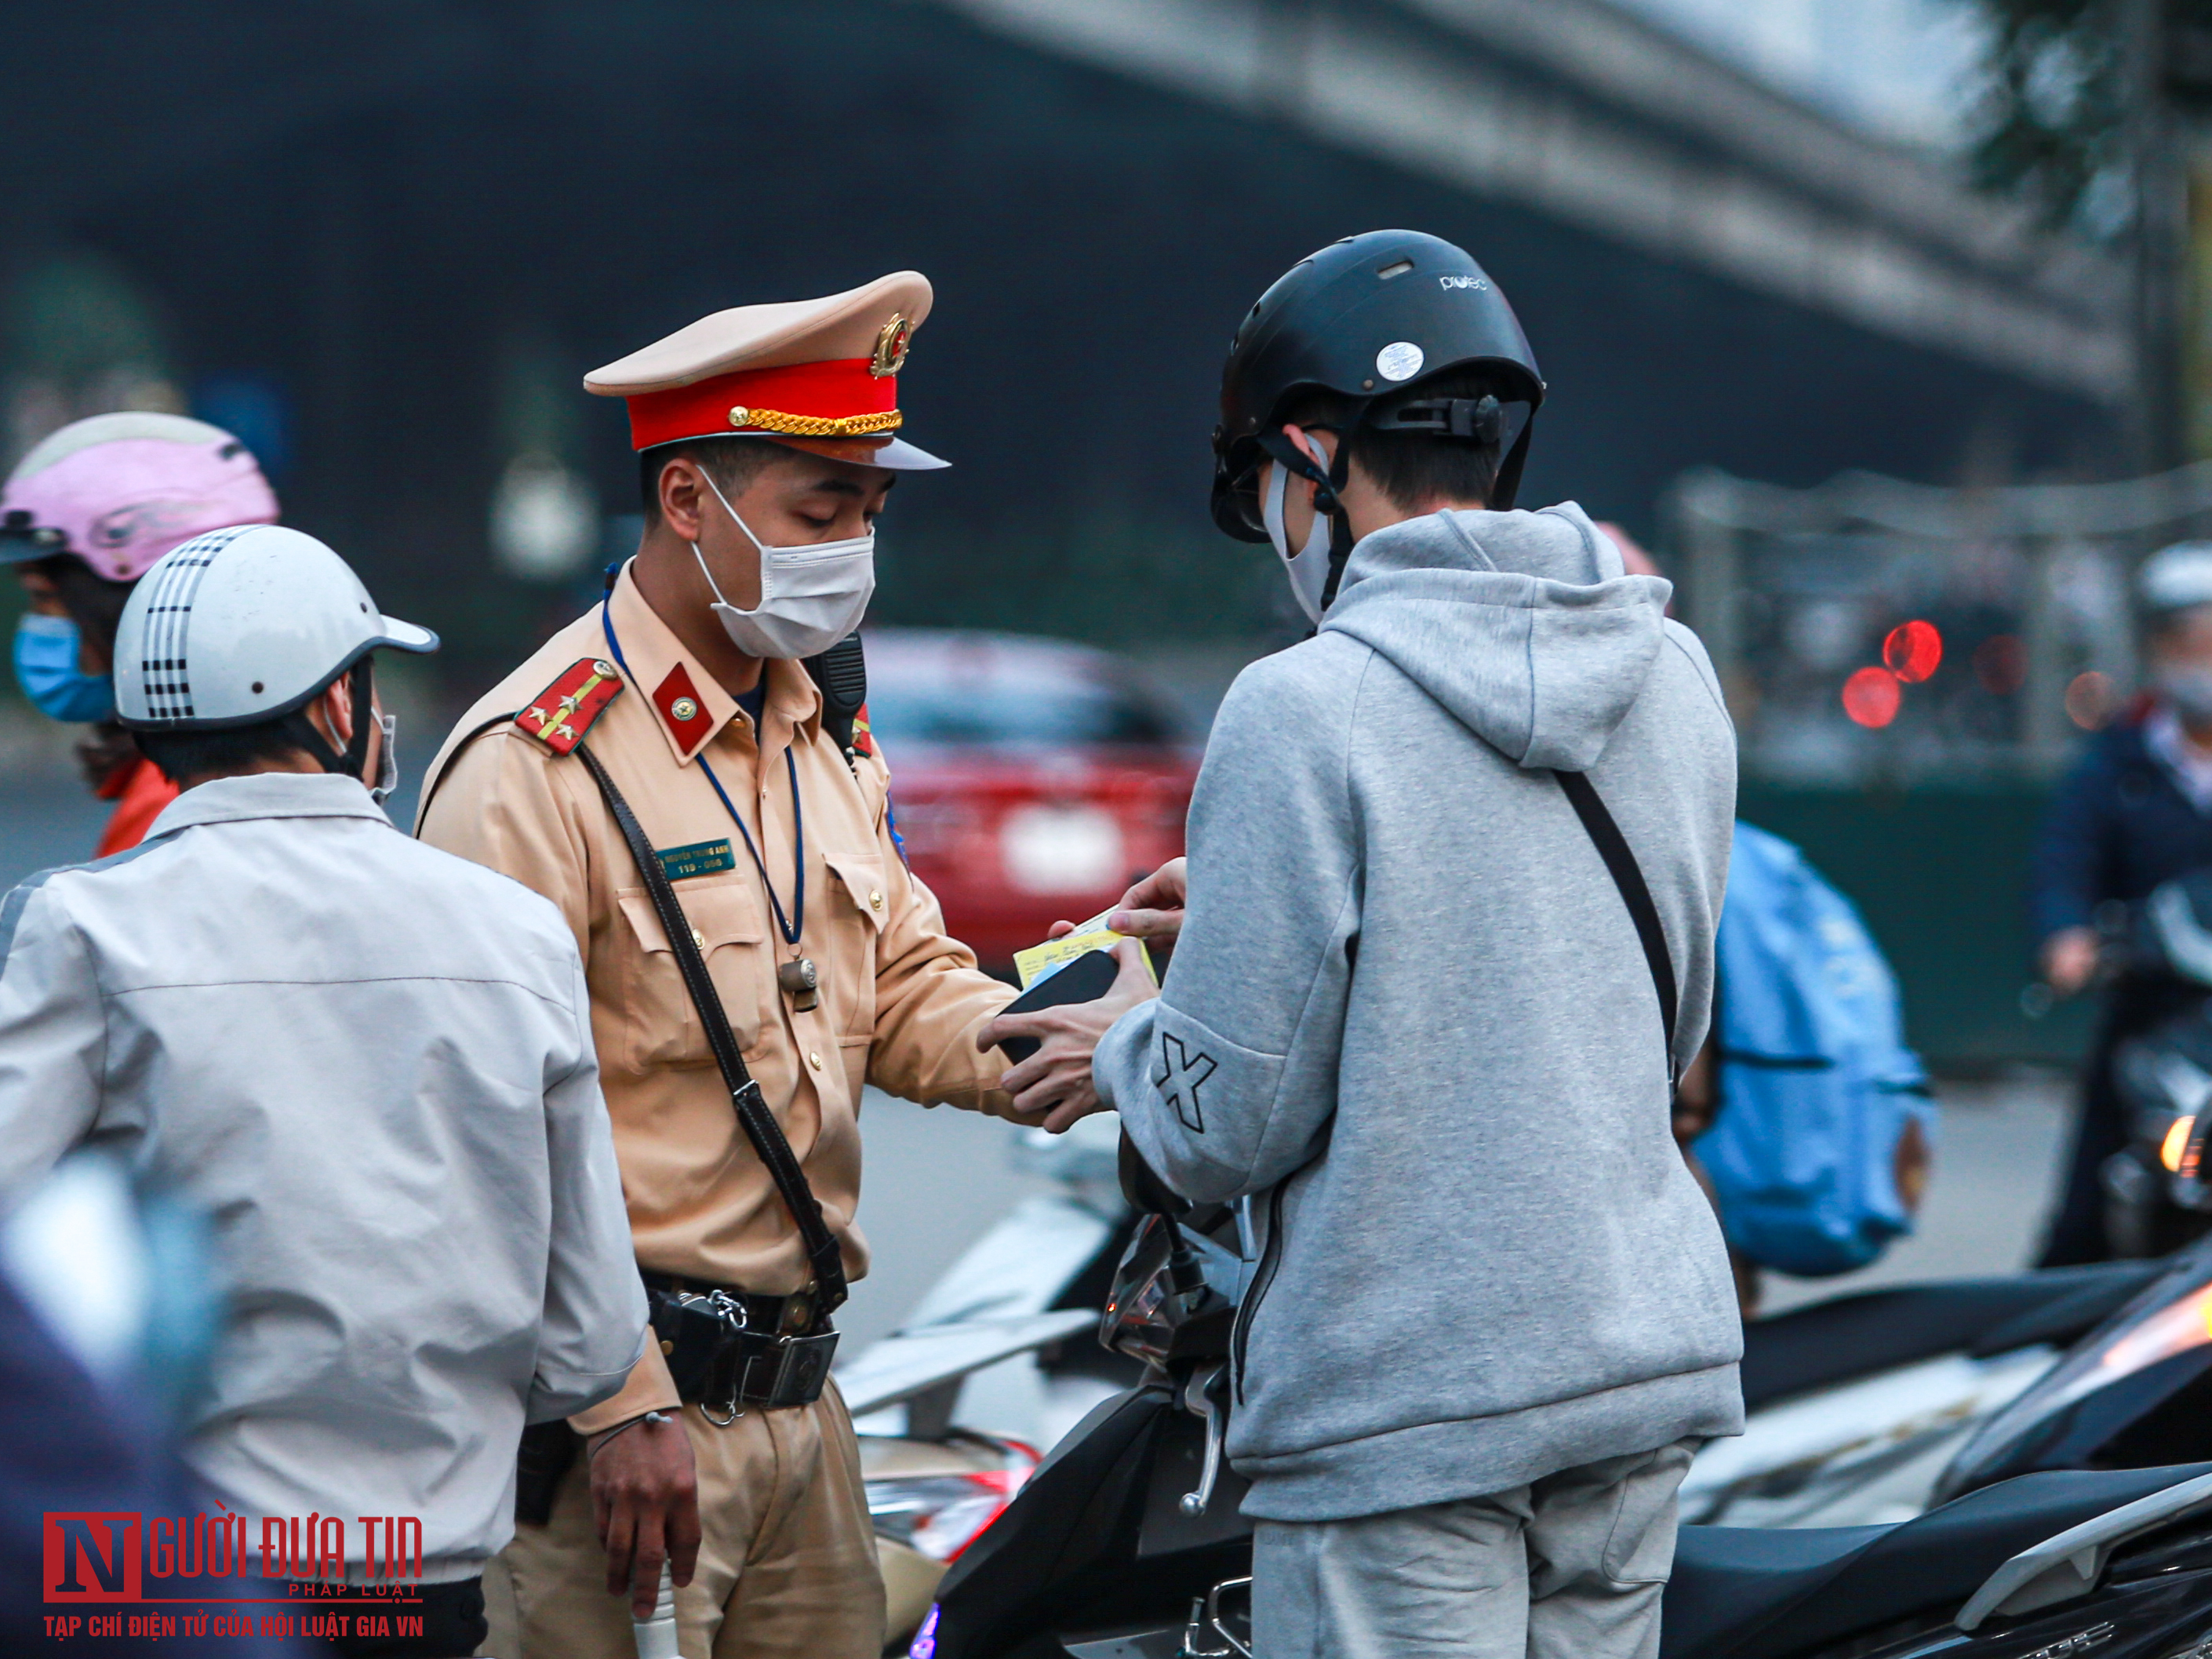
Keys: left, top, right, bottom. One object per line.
{"left": 370, "top": 711, "right": 398, "bottom": 805}
{"left": 691, "top": 465, "right": 876, "bottom": 660}
{"left": 1261, "top": 450, "right": 1334, "bottom": 626}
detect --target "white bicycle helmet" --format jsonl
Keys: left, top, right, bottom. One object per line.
{"left": 114, "top": 524, "right": 435, "bottom": 780}
{"left": 2141, "top": 542, "right": 2212, "bottom": 617}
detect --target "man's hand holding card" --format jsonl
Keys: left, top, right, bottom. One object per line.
{"left": 980, "top": 864, "right": 1183, "bottom": 1132}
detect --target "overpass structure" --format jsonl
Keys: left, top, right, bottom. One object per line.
{"left": 938, "top": 0, "right": 2130, "bottom": 407}
{"left": 0, "top": 0, "right": 2137, "bottom": 669}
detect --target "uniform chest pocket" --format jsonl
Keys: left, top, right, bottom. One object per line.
{"left": 614, "top": 880, "right": 767, "bottom": 1073}
{"left": 821, "top": 850, "right": 888, "bottom": 1042}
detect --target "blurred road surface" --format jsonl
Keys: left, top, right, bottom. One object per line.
{"left": 0, "top": 762, "right": 110, "bottom": 890}
{"left": 842, "top": 1093, "right": 1057, "bottom": 1352}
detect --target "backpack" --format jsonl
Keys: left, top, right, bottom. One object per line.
{"left": 1693, "top": 822, "right": 1934, "bottom": 1276}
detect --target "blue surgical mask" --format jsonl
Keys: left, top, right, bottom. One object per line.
{"left": 13, "top": 613, "right": 116, "bottom": 723}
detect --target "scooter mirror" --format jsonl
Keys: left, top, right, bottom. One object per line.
{"left": 1101, "top": 1213, "right": 1181, "bottom": 1369}
{"left": 1099, "top": 1213, "right": 1245, "bottom": 1371}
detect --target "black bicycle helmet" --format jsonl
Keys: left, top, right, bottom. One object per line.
{"left": 1211, "top": 231, "right": 1544, "bottom": 604}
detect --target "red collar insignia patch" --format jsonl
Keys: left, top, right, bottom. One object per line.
{"left": 515, "top": 658, "right": 624, "bottom": 755}
{"left": 653, "top": 663, "right": 716, "bottom": 751}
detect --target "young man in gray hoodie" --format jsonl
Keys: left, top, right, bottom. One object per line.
{"left": 987, "top": 231, "right": 1744, "bottom": 1658}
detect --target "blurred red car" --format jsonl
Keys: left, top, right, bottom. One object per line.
{"left": 860, "top": 629, "right": 1199, "bottom": 971}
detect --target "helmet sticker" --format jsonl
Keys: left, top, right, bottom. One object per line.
{"left": 1376, "top": 341, "right": 1424, "bottom": 382}
{"left": 89, "top": 497, "right": 217, "bottom": 551}
{"left": 133, "top": 525, "right": 259, "bottom": 722}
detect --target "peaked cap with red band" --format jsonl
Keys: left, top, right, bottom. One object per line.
{"left": 584, "top": 271, "right": 948, "bottom": 472}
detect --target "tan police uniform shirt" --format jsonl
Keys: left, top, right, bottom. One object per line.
{"left": 417, "top": 564, "right": 1019, "bottom": 1431}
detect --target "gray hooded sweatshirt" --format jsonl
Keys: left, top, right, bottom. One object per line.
{"left": 1097, "top": 502, "right": 1744, "bottom": 1524}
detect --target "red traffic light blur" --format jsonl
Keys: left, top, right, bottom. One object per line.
{"left": 1843, "top": 666, "right": 1903, "bottom": 728}
{"left": 1883, "top": 620, "right": 1942, "bottom": 684}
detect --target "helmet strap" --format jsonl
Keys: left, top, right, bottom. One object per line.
{"left": 1257, "top": 425, "right": 1361, "bottom": 614}
{"left": 1489, "top": 405, "right": 1538, "bottom": 512}
{"left": 279, "top": 658, "right": 377, "bottom": 784}
{"left": 1366, "top": 395, "right": 1503, "bottom": 443}
{"left": 1319, "top": 431, "right": 1356, "bottom": 614}
{"left": 1256, "top": 428, "right": 1336, "bottom": 514}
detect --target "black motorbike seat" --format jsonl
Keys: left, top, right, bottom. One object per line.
{"left": 1661, "top": 1462, "right": 2212, "bottom": 1659}
{"left": 1738, "top": 1261, "right": 2165, "bottom": 1410}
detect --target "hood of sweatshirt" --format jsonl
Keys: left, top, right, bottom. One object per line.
{"left": 1321, "top": 502, "right": 1670, "bottom": 772}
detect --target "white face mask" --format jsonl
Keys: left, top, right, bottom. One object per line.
{"left": 370, "top": 711, "right": 398, "bottom": 805}
{"left": 693, "top": 467, "right": 876, "bottom": 660}
{"left": 1261, "top": 454, "right": 1334, "bottom": 625}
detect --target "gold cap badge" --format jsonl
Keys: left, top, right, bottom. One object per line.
{"left": 871, "top": 313, "right": 913, "bottom": 379}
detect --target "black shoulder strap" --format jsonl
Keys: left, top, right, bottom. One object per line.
{"left": 412, "top": 711, "right": 515, "bottom": 831}
{"left": 574, "top": 742, "right": 848, "bottom": 1317}
{"left": 1555, "top": 769, "right": 1681, "bottom": 1097}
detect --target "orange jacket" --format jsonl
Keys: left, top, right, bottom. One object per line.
{"left": 94, "top": 756, "right": 180, "bottom": 857}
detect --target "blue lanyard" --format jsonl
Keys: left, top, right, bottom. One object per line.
{"left": 601, "top": 584, "right": 805, "bottom": 948}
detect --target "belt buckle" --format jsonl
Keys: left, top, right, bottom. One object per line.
{"left": 773, "top": 1329, "right": 839, "bottom": 1405}
{"left": 700, "top": 1291, "right": 749, "bottom": 1425}
{"left": 722, "top": 1326, "right": 841, "bottom": 1411}
{"left": 728, "top": 1328, "right": 786, "bottom": 1411}
{"left": 755, "top": 1329, "right": 839, "bottom": 1409}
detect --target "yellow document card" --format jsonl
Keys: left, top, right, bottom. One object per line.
{"left": 1013, "top": 908, "right": 1159, "bottom": 991}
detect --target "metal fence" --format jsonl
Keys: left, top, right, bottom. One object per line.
{"left": 1666, "top": 462, "right": 2212, "bottom": 785}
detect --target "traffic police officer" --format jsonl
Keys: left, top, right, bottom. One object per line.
{"left": 417, "top": 272, "right": 1021, "bottom": 1659}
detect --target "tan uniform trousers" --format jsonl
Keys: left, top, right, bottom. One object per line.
{"left": 482, "top": 1384, "right": 884, "bottom": 1659}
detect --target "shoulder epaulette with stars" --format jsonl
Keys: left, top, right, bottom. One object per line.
{"left": 514, "top": 657, "right": 624, "bottom": 755}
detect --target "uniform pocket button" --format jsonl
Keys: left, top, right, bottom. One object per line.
{"left": 808, "top": 1050, "right": 824, "bottom": 1071}
{"left": 868, "top": 890, "right": 884, "bottom": 911}
{"left": 691, "top": 928, "right": 707, "bottom": 951}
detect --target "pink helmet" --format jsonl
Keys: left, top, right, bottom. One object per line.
{"left": 0, "top": 412, "right": 279, "bottom": 583}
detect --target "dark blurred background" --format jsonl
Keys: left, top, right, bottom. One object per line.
{"left": 2, "top": 0, "right": 2206, "bottom": 1072}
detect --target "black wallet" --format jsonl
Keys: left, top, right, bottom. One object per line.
{"left": 996, "top": 948, "right": 1123, "bottom": 1063}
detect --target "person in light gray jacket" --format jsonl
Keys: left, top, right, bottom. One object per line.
{"left": 988, "top": 232, "right": 1742, "bottom": 1659}
{"left": 0, "top": 525, "right": 645, "bottom": 1657}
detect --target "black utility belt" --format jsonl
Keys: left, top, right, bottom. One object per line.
{"left": 642, "top": 1272, "right": 838, "bottom": 1418}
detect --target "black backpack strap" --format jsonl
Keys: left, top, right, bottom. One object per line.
{"left": 574, "top": 742, "right": 848, "bottom": 1319}
{"left": 1555, "top": 769, "right": 1681, "bottom": 1097}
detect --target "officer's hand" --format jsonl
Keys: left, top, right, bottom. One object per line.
{"left": 981, "top": 939, "right": 1157, "bottom": 1132}
{"left": 588, "top": 1412, "right": 700, "bottom": 1619}
{"left": 2042, "top": 926, "right": 2100, "bottom": 999}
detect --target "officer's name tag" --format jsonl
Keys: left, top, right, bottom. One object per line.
{"left": 657, "top": 839, "right": 737, "bottom": 882}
